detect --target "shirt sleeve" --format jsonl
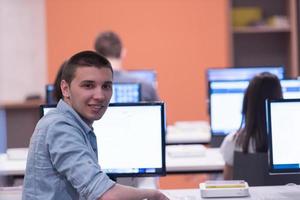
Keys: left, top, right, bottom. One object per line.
{"left": 46, "top": 120, "right": 115, "bottom": 200}
{"left": 220, "top": 132, "right": 236, "bottom": 166}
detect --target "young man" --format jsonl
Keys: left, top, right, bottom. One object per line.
{"left": 22, "top": 51, "right": 169, "bottom": 200}
{"left": 94, "top": 31, "right": 159, "bottom": 102}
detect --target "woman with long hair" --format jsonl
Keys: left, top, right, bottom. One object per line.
{"left": 220, "top": 72, "right": 283, "bottom": 179}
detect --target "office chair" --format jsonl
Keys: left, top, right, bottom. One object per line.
{"left": 233, "top": 151, "right": 300, "bottom": 186}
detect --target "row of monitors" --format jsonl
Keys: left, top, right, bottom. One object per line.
{"left": 209, "top": 79, "right": 300, "bottom": 136}
{"left": 41, "top": 102, "right": 166, "bottom": 179}
{"left": 40, "top": 100, "right": 300, "bottom": 177}
{"left": 206, "top": 66, "right": 300, "bottom": 174}
{"left": 46, "top": 83, "right": 142, "bottom": 105}
{"left": 206, "top": 66, "right": 285, "bottom": 81}
{"left": 206, "top": 65, "right": 285, "bottom": 136}
{"left": 46, "top": 69, "right": 157, "bottom": 105}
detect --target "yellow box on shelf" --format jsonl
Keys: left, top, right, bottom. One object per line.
{"left": 232, "top": 7, "right": 262, "bottom": 27}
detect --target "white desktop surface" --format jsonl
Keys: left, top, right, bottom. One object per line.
{"left": 0, "top": 145, "right": 224, "bottom": 175}
{"left": 0, "top": 154, "right": 26, "bottom": 176}
{"left": 162, "top": 185, "right": 300, "bottom": 200}
{"left": 166, "top": 145, "right": 224, "bottom": 172}
{"left": 166, "top": 121, "right": 211, "bottom": 144}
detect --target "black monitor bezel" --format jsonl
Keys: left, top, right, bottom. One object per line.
{"left": 40, "top": 102, "right": 166, "bottom": 178}
{"left": 267, "top": 98, "right": 300, "bottom": 174}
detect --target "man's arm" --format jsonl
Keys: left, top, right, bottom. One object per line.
{"left": 99, "top": 183, "right": 169, "bottom": 200}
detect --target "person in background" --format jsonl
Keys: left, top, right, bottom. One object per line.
{"left": 22, "top": 50, "right": 169, "bottom": 200}
{"left": 220, "top": 72, "right": 283, "bottom": 180}
{"left": 94, "top": 31, "right": 159, "bottom": 101}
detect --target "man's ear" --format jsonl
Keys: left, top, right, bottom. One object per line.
{"left": 61, "top": 80, "right": 70, "bottom": 99}
{"left": 121, "top": 48, "right": 127, "bottom": 60}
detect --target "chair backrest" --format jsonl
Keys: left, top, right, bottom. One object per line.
{"left": 233, "top": 151, "right": 300, "bottom": 186}
{"left": 233, "top": 151, "right": 268, "bottom": 186}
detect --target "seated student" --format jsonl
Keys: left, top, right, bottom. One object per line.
{"left": 22, "top": 51, "right": 169, "bottom": 200}
{"left": 220, "top": 72, "right": 283, "bottom": 180}
{"left": 94, "top": 31, "right": 159, "bottom": 101}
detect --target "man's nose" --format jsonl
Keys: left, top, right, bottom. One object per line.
{"left": 93, "top": 88, "right": 106, "bottom": 100}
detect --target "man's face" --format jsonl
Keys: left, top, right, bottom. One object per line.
{"left": 61, "top": 66, "right": 113, "bottom": 125}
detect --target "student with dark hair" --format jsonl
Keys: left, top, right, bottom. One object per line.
{"left": 22, "top": 50, "right": 169, "bottom": 200}
{"left": 94, "top": 31, "right": 159, "bottom": 101}
{"left": 220, "top": 72, "right": 283, "bottom": 180}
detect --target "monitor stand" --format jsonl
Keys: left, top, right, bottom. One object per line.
{"left": 210, "top": 135, "right": 225, "bottom": 147}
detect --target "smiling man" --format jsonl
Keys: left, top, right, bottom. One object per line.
{"left": 22, "top": 51, "right": 169, "bottom": 200}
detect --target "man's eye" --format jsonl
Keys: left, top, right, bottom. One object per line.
{"left": 102, "top": 84, "right": 112, "bottom": 90}
{"left": 83, "top": 84, "right": 94, "bottom": 89}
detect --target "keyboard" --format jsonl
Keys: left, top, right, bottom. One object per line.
{"left": 167, "top": 144, "right": 206, "bottom": 158}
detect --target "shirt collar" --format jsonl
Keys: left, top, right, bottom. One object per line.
{"left": 56, "top": 99, "right": 92, "bottom": 134}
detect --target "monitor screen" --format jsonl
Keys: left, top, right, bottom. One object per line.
{"left": 127, "top": 70, "right": 157, "bottom": 88}
{"left": 40, "top": 102, "right": 166, "bottom": 178}
{"left": 111, "top": 83, "right": 141, "bottom": 103}
{"left": 209, "top": 79, "right": 300, "bottom": 136}
{"left": 267, "top": 99, "right": 300, "bottom": 174}
{"left": 206, "top": 66, "right": 284, "bottom": 81}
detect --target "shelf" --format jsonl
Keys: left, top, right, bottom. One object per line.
{"left": 233, "top": 26, "right": 291, "bottom": 34}
{"left": 229, "top": 0, "right": 298, "bottom": 77}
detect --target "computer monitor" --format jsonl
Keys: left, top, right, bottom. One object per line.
{"left": 40, "top": 102, "right": 166, "bottom": 178}
{"left": 111, "top": 83, "right": 141, "bottom": 103}
{"left": 46, "top": 83, "right": 142, "bottom": 104}
{"left": 45, "top": 84, "right": 56, "bottom": 105}
{"left": 206, "top": 66, "right": 285, "bottom": 82}
{"left": 205, "top": 66, "right": 285, "bottom": 116}
{"left": 127, "top": 69, "right": 157, "bottom": 88}
{"left": 209, "top": 79, "right": 300, "bottom": 137}
{"left": 267, "top": 99, "right": 300, "bottom": 174}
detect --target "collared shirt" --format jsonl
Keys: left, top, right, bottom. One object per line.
{"left": 22, "top": 100, "right": 115, "bottom": 200}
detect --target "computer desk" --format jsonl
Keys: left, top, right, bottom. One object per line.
{"left": 166, "top": 145, "right": 224, "bottom": 173}
{"left": 0, "top": 145, "right": 224, "bottom": 176}
{"left": 161, "top": 185, "right": 300, "bottom": 199}
{"left": 166, "top": 121, "right": 211, "bottom": 144}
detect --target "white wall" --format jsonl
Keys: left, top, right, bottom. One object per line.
{"left": 0, "top": 0, "right": 46, "bottom": 102}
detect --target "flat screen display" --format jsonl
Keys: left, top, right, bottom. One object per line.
{"left": 209, "top": 79, "right": 300, "bottom": 136}
{"left": 111, "top": 83, "right": 141, "bottom": 103}
{"left": 267, "top": 99, "right": 300, "bottom": 174}
{"left": 40, "top": 102, "right": 166, "bottom": 177}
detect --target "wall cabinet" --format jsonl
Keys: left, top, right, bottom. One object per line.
{"left": 229, "top": 0, "right": 299, "bottom": 77}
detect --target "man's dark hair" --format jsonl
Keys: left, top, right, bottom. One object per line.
{"left": 62, "top": 50, "right": 113, "bottom": 85}
{"left": 53, "top": 61, "right": 66, "bottom": 102}
{"left": 94, "top": 31, "right": 122, "bottom": 58}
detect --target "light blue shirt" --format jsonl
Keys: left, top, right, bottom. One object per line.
{"left": 22, "top": 100, "right": 115, "bottom": 200}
